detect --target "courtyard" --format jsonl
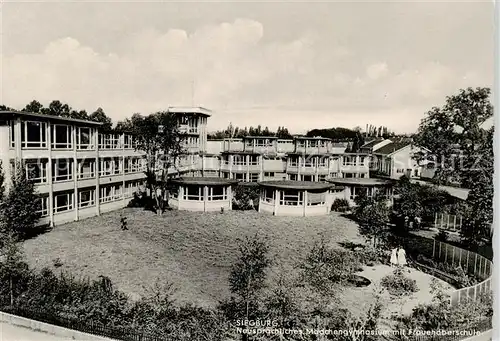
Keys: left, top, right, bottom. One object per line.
{"left": 23, "top": 208, "right": 366, "bottom": 308}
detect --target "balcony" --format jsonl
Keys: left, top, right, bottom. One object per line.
{"left": 178, "top": 125, "right": 199, "bottom": 134}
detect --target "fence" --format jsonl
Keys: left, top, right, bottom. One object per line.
{"left": 0, "top": 305, "right": 170, "bottom": 341}
{"left": 401, "top": 235, "right": 493, "bottom": 341}
{"left": 434, "top": 213, "right": 462, "bottom": 232}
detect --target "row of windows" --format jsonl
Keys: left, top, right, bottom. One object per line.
{"left": 170, "top": 185, "right": 228, "bottom": 201}
{"left": 10, "top": 121, "right": 137, "bottom": 150}
{"left": 23, "top": 158, "right": 146, "bottom": 184}
{"left": 288, "top": 174, "right": 327, "bottom": 182}
{"left": 37, "top": 181, "right": 143, "bottom": 216}
{"left": 288, "top": 157, "right": 329, "bottom": 167}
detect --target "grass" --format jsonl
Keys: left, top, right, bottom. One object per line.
{"left": 22, "top": 208, "right": 364, "bottom": 308}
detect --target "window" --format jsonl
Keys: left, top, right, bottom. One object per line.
{"left": 78, "top": 160, "right": 95, "bottom": 179}
{"left": 249, "top": 156, "right": 259, "bottom": 166}
{"left": 184, "top": 185, "right": 202, "bottom": 201}
{"left": 297, "top": 141, "right": 306, "bottom": 148}
{"left": 343, "top": 156, "right": 356, "bottom": 166}
{"left": 397, "top": 169, "right": 405, "bottom": 173}
{"left": 234, "top": 173, "right": 245, "bottom": 181}
{"left": 360, "top": 173, "right": 367, "bottom": 178}
{"left": 264, "top": 172, "right": 275, "bottom": 177}
{"left": 249, "top": 173, "right": 260, "bottom": 182}
{"left": 280, "top": 190, "right": 303, "bottom": 206}
{"left": 318, "top": 175, "right": 327, "bottom": 182}
{"left": 289, "top": 174, "right": 298, "bottom": 181}
{"left": 359, "top": 156, "right": 366, "bottom": 165}
{"left": 54, "top": 192, "right": 73, "bottom": 213}
{"left": 261, "top": 188, "right": 274, "bottom": 203}
{"left": 301, "top": 175, "right": 312, "bottom": 182}
{"left": 344, "top": 173, "right": 355, "bottom": 178}
{"left": 26, "top": 161, "right": 48, "bottom": 184}
{"left": 99, "top": 134, "right": 120, "bottom": 149}
{"left": 124, "top": 135, "right": 133, "bottom": 149}
{"left": 53, "top": 159, "right": 73, "bottom": 182}
{"left": 169, "top": 185, "right": 179, "bottom": 199}
{"left": 303, "top": 157, "right": 315, "bottom": 168}
{"left": 52, "top": 124, "right": 72, "bottom": 149}
{"left": 100, "top": 184, "right": 122, "bottom": 203}
{"left": 318, "top": 157, "right": 328, "bottom": 167}
{"left": 21, "top": 121, "right": 47, "bottom": 148}
{"left": 307, "top": 192, "right": 326, "bottom": 206}
{"left": 36, "top": 196, "right": 49, "bottom": 217}
{"left": 99, "top": 158, "right": 113, "bottom": 176}
{"left": 10, "top": 121, "right": 15, "bottom": 148}
{"left": 79, "top": 188, "right": 95, "bottom": 208}
{"left": 330, "top": 172, "right": 339, "bottom": 178}
{"left": 112, "top": 157, "right": 121, "bottom": 175}
{"left": 77, "top": 127, "right": 93, "bottom": 149}
{"left": 245, "top": 139, "right": 253, "bottom": 147}
{"left": 350, "top": 186, "right": 369, "bottom": 200}
{"left": 222, "top": 156, "right": 230, "bottom": 165}
{"left": 208, "top": 186, "right": 226, "bottom": 201}
{"left": 309, "top": 140, "right": 318, "bottom": 148}
{"left": 288, "top": 157, "right": 299, "bottom": 167}
{"left": 255, "top": 139, "right": 265, "bottom": 147}
{"left": 233, "top": 155, "right": 245, "bottom": 166}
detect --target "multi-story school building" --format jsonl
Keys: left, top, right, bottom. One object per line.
{"left": 0, "top": 106, "right": 444, "bottom": 220}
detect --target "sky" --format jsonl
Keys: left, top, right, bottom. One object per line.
{"left": 0, "top": 1, "right": 494, "bottom": 134}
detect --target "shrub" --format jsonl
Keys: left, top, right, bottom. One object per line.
{"left": 331, "top": 198, "right": 350, "bottom": 212}
{"left": 381, "top": 268, "right": 418, "bottom": 297}
{"left": 354, "top": 246, "right": 386, "bottom": 266}
{"left": 435, "top": 229, "right": 449, "bottom": 242}
{"left": 232, "top": 185, "right": 259, "bottom": 210}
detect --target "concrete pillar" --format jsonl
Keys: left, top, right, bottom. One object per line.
{"left": 0, "top": 123, "right": 12, "bottom": 191}
{"left": 274, "top": 189, "right": 280, "bottom": 215}
{"left": 72, "top": 126, "right": 79, "bottom": 221}
{"left": 46, "top": 122, "right": 54, "bottom": 227}
{"left": 95, "top": 129, "right": 100, "bottom": 216}
{"left": 246, "top": 154, "right": 250, "bottom": 181}
{"left": 303, "top": 190, "right": 308, "bottom": 217}
{"left": 203, "top": 185, "right": 208, "bottom": 212}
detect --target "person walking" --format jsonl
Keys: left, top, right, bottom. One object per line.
{"left": 398, "top": 246, "right": 407, "bottom": 268}
{"left": 390, "top": 248, "right": 398, "bottom": 267}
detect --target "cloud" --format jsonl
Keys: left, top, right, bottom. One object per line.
{"left": 366, "top": 62, "right": 388, "bottom": 80}
{"left": 1, "top": 15, "right": 492, "bottom": 133}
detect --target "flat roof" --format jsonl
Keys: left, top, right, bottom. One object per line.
{"left": 0, "top": 110, "right": 103, "bottom": 126}
{"left": 220, "top": 150, "right": 261, "bottom": 155}
{"left": 258, "top": 180, "right": 334, "bottom": 190}
{"left": 167, "top": 107, "right": 211, "bottom": 117}
{"left": 328, "top": 178, "right": 395, "bottom": 186}
{"left": 244, "top": 136, "right": 279, "bottom": 139}
{"left": 295, "top": 136, "right": 332, "bottom": 140}
{"left": 172, "top": 177, "right": 238, "bottom": 186}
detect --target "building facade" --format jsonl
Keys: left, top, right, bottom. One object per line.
{"left": 1, "top": 106, "right": 431, "bottom": 221}
{"left": 0, "top": 111, "right": 147, "bottom": 227}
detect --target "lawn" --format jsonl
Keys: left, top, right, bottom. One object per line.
{"left": 22, "top": 208, "right": 365, "bottom": 308}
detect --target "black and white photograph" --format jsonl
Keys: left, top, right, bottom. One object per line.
{"left": 0, "top": 1, "right": 496, "bottom": 340}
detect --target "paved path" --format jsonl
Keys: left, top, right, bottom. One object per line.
{"left": 0, "top": 322, "right": 69, "bottom": 341}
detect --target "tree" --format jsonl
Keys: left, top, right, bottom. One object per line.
{"left": 22, "top": 100, "right": 44, "bottom": 113}
{"left": 354, "top": 191, "right": 390, "bottom": 247}
{"left": 0, "top": 104, "right": 16, "bottom": 111}
{"left": 0, "top": 233, "right": 30, "bottom": 306}
{"left": 1, "top": 162, "right": 41, "bottom": 239}
{"left": 300, "top": 239, "right": 359, "bottom": 296}
{"left": 89, "top": 108, "right": 113, "bottom": 133}
{"left": 0, "top": 161, "right": 5, "bottom": 203}
{"left": 130, "top": 112, "right": 185, "bottom": 214}
{"left": 413, "top": 87, "right": 493, "bottom": 186}
{"left": 226, "top": 235, "right": 271, "bottom": 323}
{"left": 460, "top": 126, "right": 494, "bottom": 246}
{"left": 414, "top": 88, "right": 493, "bottom": 246}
